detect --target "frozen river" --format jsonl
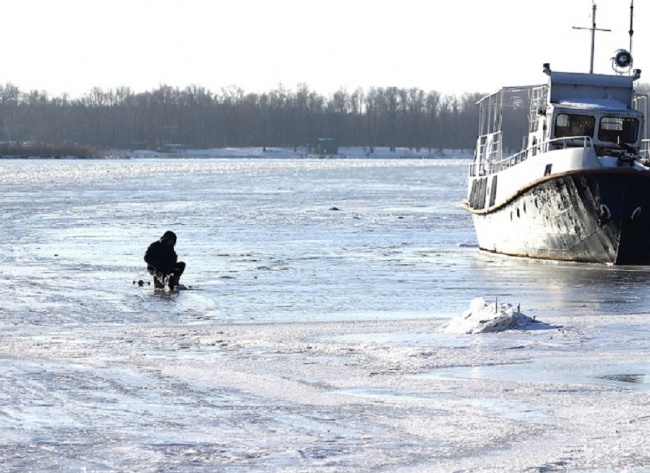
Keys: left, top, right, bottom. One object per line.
{"left": 1, "top": 158, "right": 650, "bottom": 471}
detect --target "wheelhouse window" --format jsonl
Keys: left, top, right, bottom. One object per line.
{"left": 598, "top": 116, "right": 638, "bottom": 144}
{"left": 554, "top": 114, "right": 595, "bottom": 138}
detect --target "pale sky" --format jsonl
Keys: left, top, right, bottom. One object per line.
{"left": 3, "top": 0, "right": 648, "bottom": 98}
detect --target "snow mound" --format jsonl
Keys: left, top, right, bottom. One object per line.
{"left": 443, "top": 297, "right": 549, "bottom": 334}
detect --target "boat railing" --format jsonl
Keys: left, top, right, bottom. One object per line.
{"left": 469, "top": 132, "right": 502, "bottom": 176}
{"left": 641, "top": 139, "right": 650, "bottom": 160}
{"left": 546, "top": 135, "right": 594, "bottom": 151}
{"left": 470, "top": 136, "right": 594, "bottom": 176}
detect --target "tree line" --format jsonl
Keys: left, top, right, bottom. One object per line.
{"left": 0, "top": 83, "right": 489, "bottom": 155}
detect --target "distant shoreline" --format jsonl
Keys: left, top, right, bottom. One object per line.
{"left": 0, "top": 146, "right": 473, "bottom": 160}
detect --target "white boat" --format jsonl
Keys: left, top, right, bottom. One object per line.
{"left": 463, "top": 6, "right": 650, "bottom": 265}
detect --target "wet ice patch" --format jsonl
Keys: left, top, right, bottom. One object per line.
{"left": 443, "top": 297, "right": 552, "bottom": 334}
{"left": 415, "top": 360, "right": 650, "bottom": 392}
{"left": 599, "top": 373, "right": 650, "bottom": 385}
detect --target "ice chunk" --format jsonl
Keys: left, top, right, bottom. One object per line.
{"left": 443, "top": 297, "right": 544, "bottom": 334}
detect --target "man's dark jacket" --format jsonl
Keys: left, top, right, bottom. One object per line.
{"left": 144, "top": 231, "right": 178, "bottom": 273}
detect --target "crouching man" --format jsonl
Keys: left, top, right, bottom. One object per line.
{"left": 144, "top": 231, "right": 185, "bottom": 290}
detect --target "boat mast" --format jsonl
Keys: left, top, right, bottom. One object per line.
{"left": 573, "top": 2, "right": 611, "bottom": 73}
{"left": 629, "top": 0, "right": 634, "bottom": 56}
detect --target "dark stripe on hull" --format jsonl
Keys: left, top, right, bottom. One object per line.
{"left": 466, "top": 170, "right": 650, "bottom": 265}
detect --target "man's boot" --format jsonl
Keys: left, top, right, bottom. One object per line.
{"left": 167, "top": 273, "right": 177, "bottom": 291}
{"left": 153, "top": 275, "right": 165, "bottom": 289}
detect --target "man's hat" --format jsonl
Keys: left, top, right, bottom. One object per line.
{"left": 161, "top": 231, "right": 177, "bottom": 242}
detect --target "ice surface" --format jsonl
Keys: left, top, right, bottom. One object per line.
{"left": 2, "top": 158, "right": 650, "bottom": 471}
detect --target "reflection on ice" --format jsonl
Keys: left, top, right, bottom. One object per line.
{"left": 415, "top": 361, "right": 650, "bottom": 392}
{"left": 458, "top": 397, "right": 550, "bottom": 422}
{"left": 472, "top": 252, "right": 650, "bottom": 318}
{"left": 599, "top": 373, "right": 650, "bottom": 385}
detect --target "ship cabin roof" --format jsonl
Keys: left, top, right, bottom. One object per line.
{"left": 548, "top": 71, "right": 634, "bottom": 109}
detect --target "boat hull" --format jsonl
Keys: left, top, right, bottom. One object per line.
{"left": 465, "top": 169, "right": 650, "bottom": 264}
